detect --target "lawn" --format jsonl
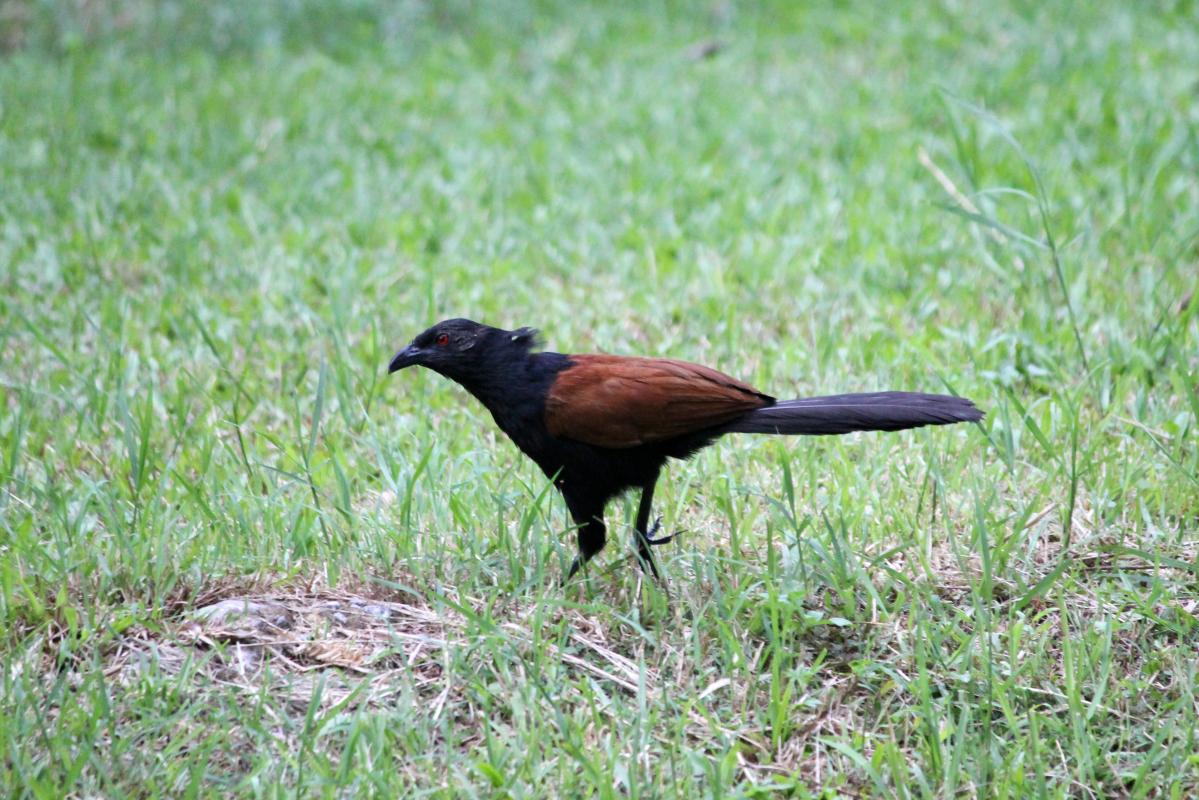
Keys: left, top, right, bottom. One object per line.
{"left": 1, "top": 0, "right": 1197, "bottom": 796}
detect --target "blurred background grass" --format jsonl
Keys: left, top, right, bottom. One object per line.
{"left": 1, "top": 1, "right": 1197, "bottom": 796}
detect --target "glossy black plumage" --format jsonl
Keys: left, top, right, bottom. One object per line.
{"left": 388, "top": 319, "right": 983, "bottom": 581}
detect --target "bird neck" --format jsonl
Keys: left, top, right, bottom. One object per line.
{"left": 451, "top": 350, "right": 570, "bottom": 425}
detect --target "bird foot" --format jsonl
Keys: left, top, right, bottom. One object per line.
{"left": 562, "top": 555, "right": 588, "bottom": 585}
{"left": 643, "top": 515, "right": 680, "bottom": 546}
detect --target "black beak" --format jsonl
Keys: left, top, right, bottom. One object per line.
{"left": 388, "top": 344, "right": 421, "bottom": 373}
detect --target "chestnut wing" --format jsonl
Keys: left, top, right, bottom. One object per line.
{"left": 544, "top": 355, "right": 773, "bottom": 448}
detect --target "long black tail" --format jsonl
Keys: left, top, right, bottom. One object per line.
{"left": 722, "top": 392, "right": 983, "bottom": 436}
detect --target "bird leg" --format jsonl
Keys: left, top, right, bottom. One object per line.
{"left": 564, "top": 517, "right": 606, "bottom": 583}
{"left": 633, "top": 481, "right": 672, "bottom": 579}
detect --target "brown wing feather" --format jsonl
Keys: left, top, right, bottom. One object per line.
{"left": 545, "top": 355, "right": 774, "bottom": 448}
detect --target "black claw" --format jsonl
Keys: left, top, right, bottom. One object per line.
{"left": 646, "top": 524, "right": 682, "bottom": 547}
{"left": 632, "top": 515, "right": 678, "bottom": 580}
{"left": 562, "top": 556, "right": 583, "bottom": 585}
{"left": 641, "top": 515, "right": 677, "bottom": 545}
{"left": 634, "top": 549, "right": 662, "bottom": 579}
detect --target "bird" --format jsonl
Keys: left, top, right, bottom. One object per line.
{"left": 388, "top": 318, "right": 983, "bottom": 582}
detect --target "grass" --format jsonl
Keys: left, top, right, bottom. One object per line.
{"left": 1, "top": 0, "right": 1197, "bottom": 796}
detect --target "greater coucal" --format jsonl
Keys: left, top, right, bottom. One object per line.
{"left": 389, "top": 319, "right": 982, "bottom": 581}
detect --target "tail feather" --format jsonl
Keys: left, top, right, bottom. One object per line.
{"left": 722, "top": 392, "right": 983, "bottom": 436}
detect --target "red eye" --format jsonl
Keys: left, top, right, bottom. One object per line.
{"left": 436, "top": 333, "right": 450, "bottom": 346}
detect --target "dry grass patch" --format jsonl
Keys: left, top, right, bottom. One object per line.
{"left": 99, "top": 573, "right": 679, "bottom": 717}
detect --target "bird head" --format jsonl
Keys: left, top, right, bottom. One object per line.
{"left": 388, "top": 319, "right": 538, "bottom": 380}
